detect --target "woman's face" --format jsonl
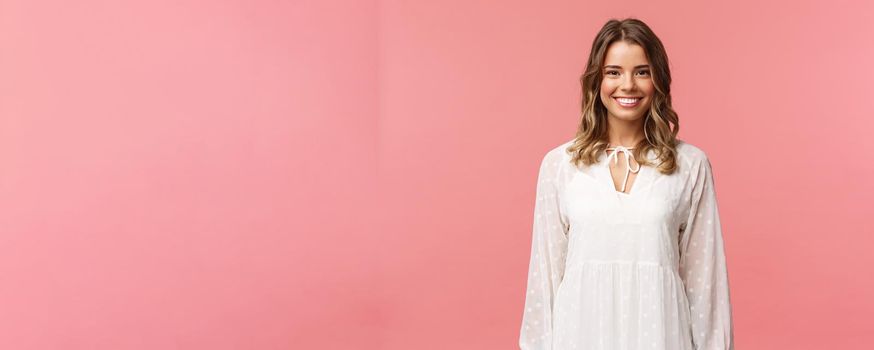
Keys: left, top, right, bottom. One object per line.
{"left": 599, "top": 41, "right": 655, "bottom": 123}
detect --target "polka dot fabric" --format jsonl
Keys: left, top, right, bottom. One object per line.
{"left": 519, "top": 139, "right": 735, "bottom": 350}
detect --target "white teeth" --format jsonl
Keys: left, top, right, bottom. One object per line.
{"left": 615, "top": 97, "right": 641, "bottom": 106}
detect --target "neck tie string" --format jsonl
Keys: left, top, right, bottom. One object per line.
{"left": 605, "top": 145, "right": 641, "bottom": 193}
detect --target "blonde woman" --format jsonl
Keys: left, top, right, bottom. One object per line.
{"left": 519, "top": 18, "right": 735, "bottom": 350}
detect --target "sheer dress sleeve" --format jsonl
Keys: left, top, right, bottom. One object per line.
{"left": 678, "top": 155, "right": 736, "bottom": 350}
{"left": 519, "top": 148, "right": 570, "bottom": 350}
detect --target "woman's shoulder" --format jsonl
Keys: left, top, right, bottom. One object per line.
{"left": 542, "top": 138, "right": 576, "bottom": 162}
{"left": 674, "top": 138, "right": 710, "bottom": 164}
{"left": 534, "top": 139, "right": 576, "bottom": 178}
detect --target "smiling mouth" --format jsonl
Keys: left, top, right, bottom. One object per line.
{"left": 614, "top": 97, "right": 642, "bottom": 107}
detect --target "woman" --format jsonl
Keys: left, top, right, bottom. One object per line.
{"left": 519, "top": 18, "right": 735, "bottom": 350}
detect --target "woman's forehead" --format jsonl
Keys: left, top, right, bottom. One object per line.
{"left": 603, "top": 41, "right": 649, "bottom": 66}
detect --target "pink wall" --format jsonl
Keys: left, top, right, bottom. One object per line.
{"left": 1, "top": 0, "right": 873, "bottom": 349}
{"left": 0, "top": 0, "right": 379, "bottom": 348}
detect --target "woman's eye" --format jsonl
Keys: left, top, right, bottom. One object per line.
{"left": 606, "top": 70, "right": 649, "bottom": 76}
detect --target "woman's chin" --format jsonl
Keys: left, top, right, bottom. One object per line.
{"left": 608, "top": 110, "right": 647, "bottom": 122}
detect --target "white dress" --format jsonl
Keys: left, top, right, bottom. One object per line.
{"left": 519, "top": 139, "right": 735, "bottom": 350}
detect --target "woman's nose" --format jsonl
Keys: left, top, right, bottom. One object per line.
{"left": 621, "top": 75, "right": 636, "bottom": 90}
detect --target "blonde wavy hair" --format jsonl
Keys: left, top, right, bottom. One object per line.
{"left": 567, "top": 18, "right": 680, "bottom": 175}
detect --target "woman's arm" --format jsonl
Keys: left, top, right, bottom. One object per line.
{"left": 678, "top": 155, "right": 735, "bottom": 350}
{"left": 519, "top": 148, "right": 570, "bottom": 350}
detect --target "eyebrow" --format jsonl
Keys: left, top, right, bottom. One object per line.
{"left": 603, "top": 65, "right": 650, "bottom": 69}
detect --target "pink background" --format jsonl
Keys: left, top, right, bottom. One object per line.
{"left": 1, "top": 0, "right": 872, "bottom": 349}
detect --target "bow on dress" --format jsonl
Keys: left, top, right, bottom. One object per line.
{"left": 605, "top": 145, "right": 641, "bottom": 193}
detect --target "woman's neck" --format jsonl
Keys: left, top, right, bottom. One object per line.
{"left": 606, "top": 114, "right": 646, "bottom": 147}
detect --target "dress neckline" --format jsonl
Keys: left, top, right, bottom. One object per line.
{"left": 604, "top": 145, "right": 642, "bottom": 194}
